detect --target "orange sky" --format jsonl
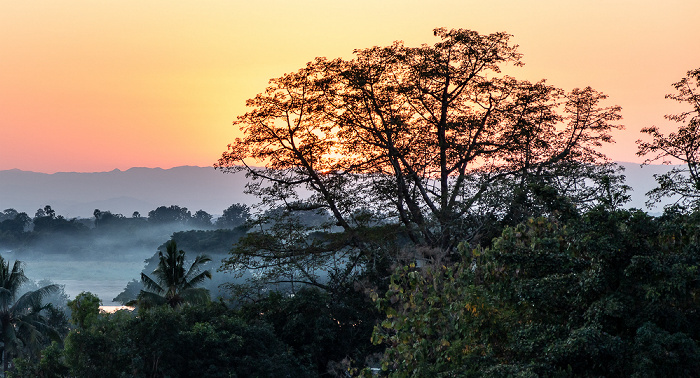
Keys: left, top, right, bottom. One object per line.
{"left": 2, "top": 1, "right": 699, "bottom": 173}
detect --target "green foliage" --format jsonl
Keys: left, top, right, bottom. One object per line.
{"left": 9, "top": 342, "right": 70, "bottom": 378}
{"left": 371, "top": 259, "right": 509, "bottom": 376}
{"left": 239, "top": 287, "right": 381, "bottom": 375}
{"left": 48, "top": 303, "right": 313, "bottom": 377}
{"left": 66, "top": 292, "right": 101, "bottom": 329}
{"left": 62, "top": 309, "right": 135, "bottom": 377}
{"left": 373, "top": 209, "right": 700, "bottom": 376}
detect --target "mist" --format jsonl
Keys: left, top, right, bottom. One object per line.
{"left": 0, "top": 204, "right": 252, "bottom": 305}
{"left": 0, "top": 163, "right": 682, "bottom": 306}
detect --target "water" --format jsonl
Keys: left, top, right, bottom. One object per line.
{"left": 4, "top": 251, "right": 146, "bottom": 306}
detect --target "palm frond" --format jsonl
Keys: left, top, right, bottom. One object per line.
{"left": 140, "top": 273, "right": 165, "bottom": 294}
{"left": 0, "top": 260, "right": 63, "bottom": 366}
{"left": 7, "top": 260, "right": 29, "bottom": 291}
{"left": 182, "top": 270, "right": 212, "bottom": 290}
{"left": 0, "top": 287, "right": 14, "bottom": 311}
{"left": 12, "top": 284, "right": 59, "bottom": 316}
{"left": 183, "top": 254, "right": 212, "bottom": 283}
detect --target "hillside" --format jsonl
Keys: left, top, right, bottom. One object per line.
{"left": 0, "top": 166, "right": 254, "bottom": 218}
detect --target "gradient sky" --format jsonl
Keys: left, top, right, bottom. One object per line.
{"left": 2, "top": 1, "right": 699, "bottom": 173}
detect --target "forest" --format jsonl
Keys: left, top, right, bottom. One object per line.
{"left": 1, "top": 28, "right": 700, "bottom": 377}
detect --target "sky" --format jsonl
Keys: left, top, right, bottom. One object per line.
{"left": 1, "top": 1, "right": 699, "bottom": 173}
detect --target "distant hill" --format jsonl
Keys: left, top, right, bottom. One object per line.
{"left": 0, "top": 166, "right": 255, "bottom": 218}
{"left": 0, "top": 163, "right": 681, "bottom": 219}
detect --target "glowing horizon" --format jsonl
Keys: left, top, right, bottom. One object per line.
{"left": 2, "top": 1, "right": 699, "bottom": 173}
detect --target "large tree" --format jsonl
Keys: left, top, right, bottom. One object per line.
{"left": 217, "top": 28, "right": 624, "bottom": 296}
{"left": 217, "top": 28, "right": 622, "bottom": 249}
{"left": 637, "top": 68, "right": 700, "bottom": 208}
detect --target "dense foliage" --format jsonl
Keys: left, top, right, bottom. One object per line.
{"left": 372, "top": 208, "right": 700, "bottom": 376}
{"left": 215, "top": 28, "right": 628, "bottom": 305}
{"left": 12, "top": 303, "right": 314, "bottom": 378}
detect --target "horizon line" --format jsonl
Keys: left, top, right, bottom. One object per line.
{"left": 0, "top": 160, "right": 683, "bottom": 175}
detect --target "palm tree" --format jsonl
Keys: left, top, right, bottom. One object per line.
{"left": 136, "top": 240, "right": 212, "bottom": 309}
{"left": 0, "top": 255, "right": 60, "bottom": 374}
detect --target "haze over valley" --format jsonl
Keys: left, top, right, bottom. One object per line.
{"left": 0, "top": 166, "right": 259, "bottom": 305}
{"left": 0, "top": 163, "right": 681, "bottom": 306}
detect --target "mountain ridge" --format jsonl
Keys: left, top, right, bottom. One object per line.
{"left": 0, "top": 163, "right": 680, "bottom": 218}
{"left": 0, "top": 165, "right": 254, "bottom": 218}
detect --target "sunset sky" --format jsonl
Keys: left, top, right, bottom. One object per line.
{"left": 2, "top": 1, "right": 699, "bottom": 173}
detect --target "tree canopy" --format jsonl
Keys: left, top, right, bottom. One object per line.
{"left": 217, "top": 28, "right": 623, "bottom": 252}
{"left": 216, "top": 28, "right": 625, "bottom": 296}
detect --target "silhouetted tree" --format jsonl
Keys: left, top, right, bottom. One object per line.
{"left": 93, "top": 209, "right": 125, "bottom": 228}
{"left": 637, "top": 67, "right": 700, "bottom": 208}
{"left": 215, "top": 203, "right": 250, "bottom": 229}
{"left": 32, "top": 211, "right": 87, "bottom": 234}
{"left": 216, "top": 28, "right": 623, "bottom": 296}
{"left": 0, "top": 209, "right": 19, "bottom": 223}
{"left": 33, "top": 208, "right": 45, "bottom": 219}
{"left": 0, "top": 211, "right": 30, "bottom": 235}
{"left": 191, "top": 210, "right": 213, "bottom": 228}
{"left": 34, "top": 205, "right": 55, "bottom": 220}
{"left": 147, "top": 205, "right": 191, "bottom": 225}
{"left": 217, "top": 28, "right": 622, "bottom": 252}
